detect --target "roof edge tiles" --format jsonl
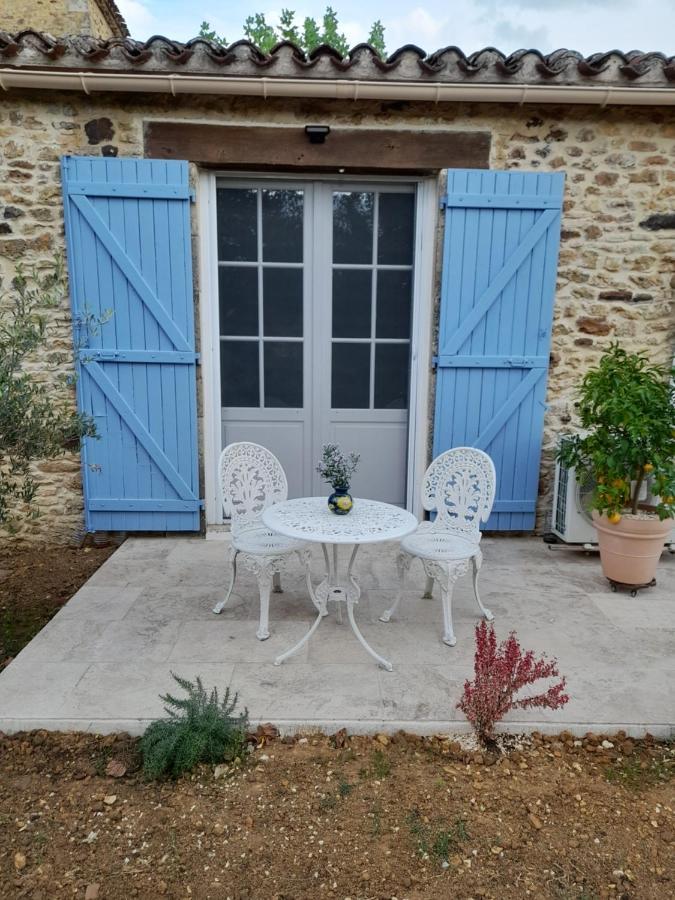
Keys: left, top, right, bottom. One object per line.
{"left": 0, "top": 32, "right": 673, "bottom": 88}
{"left": 95, "top": 0, "right": 129, "bottom": 39}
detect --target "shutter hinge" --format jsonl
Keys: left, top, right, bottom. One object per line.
{"left": 439, "top": 195, "right": 447, "bottom": 211}
{"left": 431, "top": 355, "right": 439, "bottom": 369}
{"left": 195, "top": 352, "right": 201, "bottom": 365}
{"left": 190, "top": 189, "right": 196, "bottom": 203}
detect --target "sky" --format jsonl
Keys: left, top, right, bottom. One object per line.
{"left": 117, "top": 0, "right": 675, "bottom": 55}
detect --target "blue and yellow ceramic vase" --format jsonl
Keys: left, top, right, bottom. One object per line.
{"left": 328, "top": 485, "right": 353, "bottom": 515}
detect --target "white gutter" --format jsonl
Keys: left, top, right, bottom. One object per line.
{"left": 0, "top": 68, "right": 673, "bottom": 105}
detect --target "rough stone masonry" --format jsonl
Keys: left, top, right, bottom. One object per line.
{"left": 0, "top": 91, "right": 673, "bottom": 543}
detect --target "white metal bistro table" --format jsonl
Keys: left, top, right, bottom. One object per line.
{"left": 262, "top": 497, "right": 417, "bottom": 671}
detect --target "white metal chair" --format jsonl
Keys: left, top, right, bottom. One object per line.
{"left": 212, "top": 441, "right": 314, "bottom": 640}
{"left": 380, "top": 447, "right": 496, "bottom": 646}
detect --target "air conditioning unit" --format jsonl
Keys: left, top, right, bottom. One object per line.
{"left": 551, "top": 445, "right": 597, "bottom": 545}
{"left": 551, "top": 437, "right": 675, "bottom": 549}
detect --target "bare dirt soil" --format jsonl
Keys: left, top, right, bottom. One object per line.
{"left": 0, "top": 728, "right": 672, "bottom": 900}
{"left": 0, "top": 544, "right": 115, "bottom": 670}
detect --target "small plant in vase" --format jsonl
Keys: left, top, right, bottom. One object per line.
{"left": 316, "top": 443, "right": 360, "bottom": 515}
{"left": 558, "top": 343, "right": 675, "bottom": 589}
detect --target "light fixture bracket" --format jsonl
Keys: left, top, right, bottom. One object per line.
{"left": 305, "top": 125, "right": 330, "bottom": 144}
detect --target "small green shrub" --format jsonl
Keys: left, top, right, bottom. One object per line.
{"left": 406, "top": 809, "right": 469, "bottom": 863}
{"left": 140, "top": 673, "right": 248, "bottom": 780}
{"left": 359, "top": 748, "right": 391, "bottom": 781}
{"left": 337, "top": 776, "right": 353, "bottom": 797}
{"left": 0, "top": 258, "right": 99, "bottom": 527}
{"left": 558, "top": 343, "right": 675, "bottom": 520}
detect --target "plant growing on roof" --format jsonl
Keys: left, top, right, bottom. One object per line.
{"left": 458, "top": 622, "right": 569, "bottom": 745}
{"left": 0, "top": 258, "right": 98, "bottom": 529}
{"left": 558, "top": 343, "right": 675, "bottom": 522}
{"left": 199, "top": 7, "right": 387, "bottom": 56}
{"left": 316, "top": 443, "right": 360, "bottom": 490}
{"left": 140, "top": 673, "right": 248, "bottom": 780}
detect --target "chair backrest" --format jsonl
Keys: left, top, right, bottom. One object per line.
{"left": 421, "top": 447, "right": 496, "bottom": 540}
{"left": 218, "top": 442, "right": 288, "bottom": 537}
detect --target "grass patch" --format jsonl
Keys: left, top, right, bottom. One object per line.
{"left": 318, "top": 774, "right": 353, "bottom": 810}
{"left": 0, "top": 608, "right": 50, "bottom": 666}
{"left": 359, "top": 749, "right": 391, "bottom": 780}
{"left": 337, "top": 776, "right": 353, "bottom": 798}
{"left": 605, "top": 751, "right": 673, "bottom": 789}
{"left": 406, "top": 808, "right": 469, "bottom": 863}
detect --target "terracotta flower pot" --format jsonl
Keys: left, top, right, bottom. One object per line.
{"left": 592, "top": 511, "right": 672, "bottom": 586}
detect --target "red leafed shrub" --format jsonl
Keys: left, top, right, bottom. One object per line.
{"left": 458, "top": 622, "right": 569, "bottom": 743}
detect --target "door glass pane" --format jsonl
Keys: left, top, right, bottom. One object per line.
{"left": 332, "top": 269, "right": 372, "bottom": 339}
{"left": 376, "top": 270, "right": 412, "bottom": 339}
{"left": 332, "top": 343, "right": 370, "bottom": 409}
{"left": 333, "top": 192, "right": 374, "bottom": 264}
{"left": 217, "top": 188, "right": 257, "bottom": 262}
{"left": 374, "top": 344, "right": 410, "bottom": 409}
{"left": 262, "top": 190, "right": 303, "bottom": 262}
{"left": 221, "top": 341, "right": 259, "bottom": 407}
{"left": 378, "top": 193, "right": 415, "bottom": 265}
{"left": 219, "top": 266, "right": 258, "bottom": 337}
{"left": 264, "top": 342, "right": 303, "bottom": 408}
{"left": 263, "top": 268, "right": 303, "bottom": 337}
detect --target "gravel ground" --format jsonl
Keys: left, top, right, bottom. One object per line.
{"left": 1, "top": 727, "right": 673, "bottom": 899}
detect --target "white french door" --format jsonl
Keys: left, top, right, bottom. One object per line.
{"left": 214, "top": 178, "right": 417, "bottom": 507}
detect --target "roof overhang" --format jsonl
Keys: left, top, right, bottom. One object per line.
{"left": 1, "top": 34, "right": 674, "bottom": 105}
{"left": 1, "top": 67, "right": 674, "bottom": 105}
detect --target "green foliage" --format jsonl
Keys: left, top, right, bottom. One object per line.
{"left": 558, "top": 343, "right": 675, "bottom": 519}
{"left": 140, "top": 673, "right": 248, "bottom": 780}
{"left": 198, "top": 20, "right": 225, "bottom": 45}
{"left": 200, "top": 7, "right": 386, "bottom": 57}
{"left": 0, "top": 258, "right": 97, "bottom": 528}
{"left": 406, "top": 809, "right": 469, "bottom": 863}
{"left": 337, "top": 775, "right": 353, "bottom": 797}
{"left": 243, "top": 13, "right": 277, "bottom": 52}
{"left": 604, "top": 748, "right": 673, "bottom": 789}
{"left": 316, "top": 6, "right": 348, "bottom": 55}
{"left": 367, "top": 20, "right": 386, "bottom": 55}
{"left": 359, "top": 748, "right": 391, "bottom": 780}
{"left": 316, "top": 442, "right": 360, "bottom": 489}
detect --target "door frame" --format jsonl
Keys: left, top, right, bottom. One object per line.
{"left": 198, "top": 170, "right": 438, "bottom": 526}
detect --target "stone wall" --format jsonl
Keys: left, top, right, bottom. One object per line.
{"left": 0, "top": 90, "right": 673, "bottom": 543}
{"left": 0, "top": 0, "right": 117, "bottom": 38}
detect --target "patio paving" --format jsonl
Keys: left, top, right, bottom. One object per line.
{"left": 0, "top": 535, "right": 673, "bottom": 737}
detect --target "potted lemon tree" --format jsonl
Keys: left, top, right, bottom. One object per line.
{"left": 559, "top": 344, "right": 674, "bottom": 588}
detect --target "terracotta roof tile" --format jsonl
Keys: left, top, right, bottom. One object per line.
{"left": 0, "top": 31, "right": 673, "bottom": 87}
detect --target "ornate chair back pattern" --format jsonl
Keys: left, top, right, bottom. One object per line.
{"left": 218, "top": 442, "right": 288, "bottom": 538}
{"left": 421, "top": 447, "right": 496, "bottom": 541}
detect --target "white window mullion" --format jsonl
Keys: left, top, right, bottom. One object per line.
{"left": 257, "top": 189, "right": 264, "bottom": 409}
{"left": 369, "top": 192, "right": 379, "bottom": 410}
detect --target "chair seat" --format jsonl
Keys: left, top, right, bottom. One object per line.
{"left": 233, "top": 523, "right": 306, "bottom": 556}
{"left": 401, "top": 529, "right": 480, "bottom": 562}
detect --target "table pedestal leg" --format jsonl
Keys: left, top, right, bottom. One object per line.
{"left": 274, "top": 542, "right": 393, "bottom": 670}
{"left": 273, "top": 604, "right": 326, "bottom": 666}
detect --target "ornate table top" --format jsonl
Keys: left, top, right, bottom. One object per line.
{"left": 262, "top": 497, "right": 418, "bottom": 545}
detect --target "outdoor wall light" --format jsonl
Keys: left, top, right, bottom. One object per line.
{"left": 305, "top": 125, "right": 330, "bottom": 144}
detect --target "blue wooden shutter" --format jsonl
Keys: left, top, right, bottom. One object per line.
{"left": 433, "top": 169, "right": 564, "bottom": 531}
{"left": 62, "top": 156, "right": 201, "bottom": 532}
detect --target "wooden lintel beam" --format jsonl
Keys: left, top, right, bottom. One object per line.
{"left": 144, "top": 122, "right": 491, "bottom": 173}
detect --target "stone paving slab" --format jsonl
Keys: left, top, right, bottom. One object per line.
{"left": 0, "top": 536, "right": 673, "bottom": 737}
